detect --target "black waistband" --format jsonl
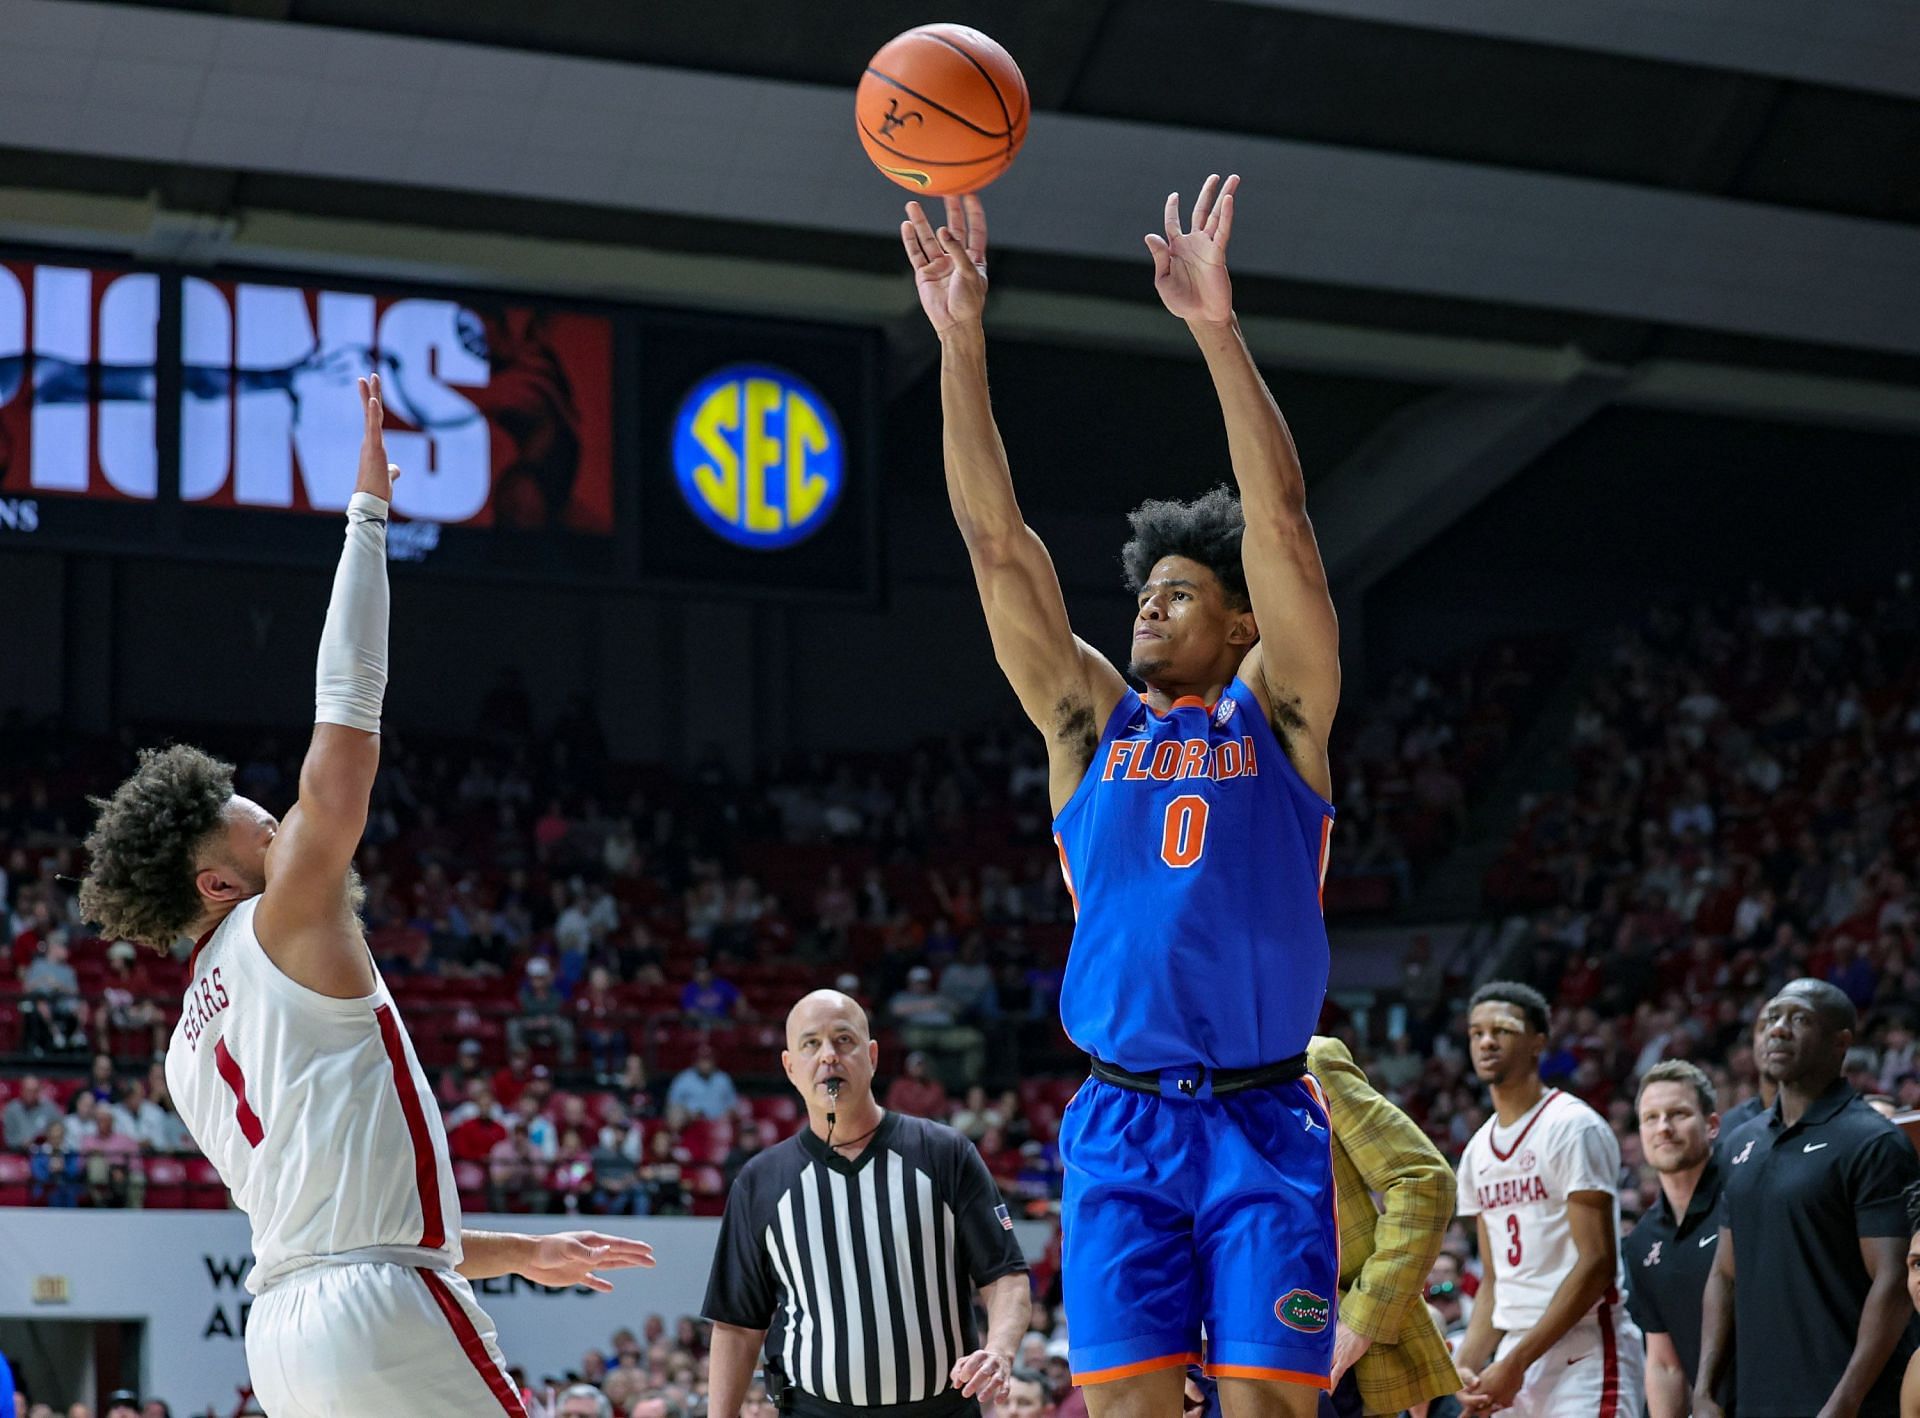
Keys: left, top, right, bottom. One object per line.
{"left": 1090, "top": 1052, "right": 1309, "bottom": 1097}
{"left": 786, "top": 1388, "right": 977, "bottom": 1418}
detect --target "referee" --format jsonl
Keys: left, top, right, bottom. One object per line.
{"left": 705, "top": 989, "right": 1031, "bottom": 1418}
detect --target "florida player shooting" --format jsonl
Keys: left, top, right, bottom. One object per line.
{"left": 900, "top": 175, "right": 1341, "bottom": 1418}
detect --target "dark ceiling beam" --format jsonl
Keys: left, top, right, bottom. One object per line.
{"left": 8, "top": 1, "right": 1919, "bottom": 358}
{"left": 6, "top": 183, "right": 1920, "bottom": 438}
{"left": 1223, "top": 0, "right": 1920, "bottom": 100}
{"left": 1315, "top": 372, "right": 1628, "bottom": 596}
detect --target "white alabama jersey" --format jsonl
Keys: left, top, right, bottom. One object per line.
{"left": 1456, "top": 1088, "right": 1627, "bottom": 1332}
{"left": 165, "top": 896, "right": 462, "bottom": 1294}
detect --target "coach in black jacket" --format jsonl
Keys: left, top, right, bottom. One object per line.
{"left": 705, "top": 989, "right": 1031, "bottom": 1418}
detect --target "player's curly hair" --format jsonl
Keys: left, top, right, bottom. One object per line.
{"left": 77, "top": 745, "right": 234, "bottom": 951}
{"left": 1119, "top": 485, "right": 1250, "bottom": 610}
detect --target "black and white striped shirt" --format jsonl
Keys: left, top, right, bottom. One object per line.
{"left": 703, "top": 1111, "right": 1027, "bottom": 1408}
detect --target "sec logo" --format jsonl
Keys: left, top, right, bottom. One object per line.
{"left": 672, "top": 364, "right": 844, "bottom": 550}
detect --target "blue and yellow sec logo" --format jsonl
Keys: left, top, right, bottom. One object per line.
{"left": 672, "top": 364, "right": 844, "bottom": 550}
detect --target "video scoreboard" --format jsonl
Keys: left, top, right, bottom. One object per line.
{"left": 0, "top": 253, "right": 880, "bottom": 599}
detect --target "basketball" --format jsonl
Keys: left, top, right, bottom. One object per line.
{"left": 856, "top": 24, "right": 1029, "bottom": 195}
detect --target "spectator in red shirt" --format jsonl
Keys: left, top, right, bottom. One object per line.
{"left": 884, "top": 1051, "right": 950, "bottom": 1119}
{"left": 448, "top": 1081, "right": 510, "bottom": 1162}
{"left": 493, "top": 1043, "right": 537, "bottom": 1109}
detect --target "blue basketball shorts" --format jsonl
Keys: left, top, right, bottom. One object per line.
{"left": 1059, "top": 1071, "right": 1339, "bottom": 1390}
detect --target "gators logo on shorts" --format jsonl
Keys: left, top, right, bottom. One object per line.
{"left": 1274, "top": 1289, "right": 1331, "bottom": 1334}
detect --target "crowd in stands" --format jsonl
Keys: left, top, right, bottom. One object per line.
{"left": 1349, "top": 580, "right": 1920, "bottom": 1241}
{"left": 4, "top": 579, "right": 1918, "bottom": 1415}
{"left": 4, "top": 629, "right": 1548, "bottom": 1214}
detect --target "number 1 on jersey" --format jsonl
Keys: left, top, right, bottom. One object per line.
{"left": 1160, "top": 794, "right": 1210, "bottom": 868}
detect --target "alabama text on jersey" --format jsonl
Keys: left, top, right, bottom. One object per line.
{"left": 1456, "top": 1089, "right": 1630, "bottom": 1333}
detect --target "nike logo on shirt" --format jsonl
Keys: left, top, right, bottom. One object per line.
{"left": 1803, "top": 1142, "right": 1830, "bottom": 1152}
{"left": 1566, "top": 1353, "right": 1591, "bottom": 1366}
{"left": 1699, "top": 1233, "right": 1717, "bottom": 1247}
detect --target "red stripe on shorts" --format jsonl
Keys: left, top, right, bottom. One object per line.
{"left": 375, "top": 1003, "right": 447, "bottom": 1249}
{"left": 212, "top": 1039, "right": 264, "bottom": 1147}
{"left": 418, "top": 1269, "right": 527, "bottom": 1416}
{"left": 1597, "top": 1299, "right": 1620, "bottom": 1418}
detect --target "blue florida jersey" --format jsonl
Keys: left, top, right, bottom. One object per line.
{"left": 1053, "top": 677, "right": 1333, "bottom": 1073}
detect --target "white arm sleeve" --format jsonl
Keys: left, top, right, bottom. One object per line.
{"left": 314, "top": 491, "right": 390, "bottom": 732}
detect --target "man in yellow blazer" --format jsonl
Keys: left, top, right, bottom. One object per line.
{"left": 1309, "top": 1034, "right": 1461, "bottom": 1417}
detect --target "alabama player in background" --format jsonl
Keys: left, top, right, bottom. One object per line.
{"left": 76, "top": 374, "right": 652, "bottom": 1417}
{"left": 1453, "top": 982, "right": 1643, "bottom": 1417}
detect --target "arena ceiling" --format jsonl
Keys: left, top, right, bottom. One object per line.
{"left": 1, "top": 0, "right": 1915, "bottom": 591}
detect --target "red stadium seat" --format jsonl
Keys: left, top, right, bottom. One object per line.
{"left": 0, "top": 1153, "right": 30, "bottom": 1206}
{"left": 145, "top": 1156, "right": 190, "bottom": 1209}
{"left": 679, "top": 1119, "right": 733, "bottom": 1165}
{"left": 748, "top": 1094, "right": 799, "bottom": 1127}
{"left": 454, "top": 1160, "right": 487, "bottom": 1215}
{"left": 108, "top": 1024, "right": 155, "bottom": 1060}
{"left": 186, "top": 1157, "right": 230, "bottom": 1209}
{"left": 584, "top": 1092, "right": 621, "bottom": 1123}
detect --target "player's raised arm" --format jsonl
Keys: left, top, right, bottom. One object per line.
{"left": 1147, "top": 174, "right": 1339, "bottom": 796}
{"left": 902, "top": 196, "right": 1127, "bottom": 801}
{"left": 254, "top": 373, "right": 398, "bottom": 998}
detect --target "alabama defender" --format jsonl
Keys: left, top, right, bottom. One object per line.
{"left": 1454, "top": 983, "right": 1643, "bottom": 1417}
{"left": 79, "top": 376, "right": 650, "bottom": 1417}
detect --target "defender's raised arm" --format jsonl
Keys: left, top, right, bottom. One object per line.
{"left": 902, "top": 196, "right": 1125, "bottom": 808}
{"left": 253, "top": 373, "right": 399, "bottom": 998}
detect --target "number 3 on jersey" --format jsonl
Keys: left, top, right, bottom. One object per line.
{"left": 1505, "top": 1212, "right": 1523, "bottom": 1266}
{"left": 1160, "top": 794, "right": 1210, "bottom": 868}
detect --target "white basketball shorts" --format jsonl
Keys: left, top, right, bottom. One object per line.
{"left": 1492, "top": 1299, "right": 1644, "bottom": 1418}
{"left": 246, "top": 1261, "right": 527, "bottom": 1417}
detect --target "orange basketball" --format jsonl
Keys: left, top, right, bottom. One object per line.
{"left": 856, "top": 24, "right": 1029, "bottom": 195}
